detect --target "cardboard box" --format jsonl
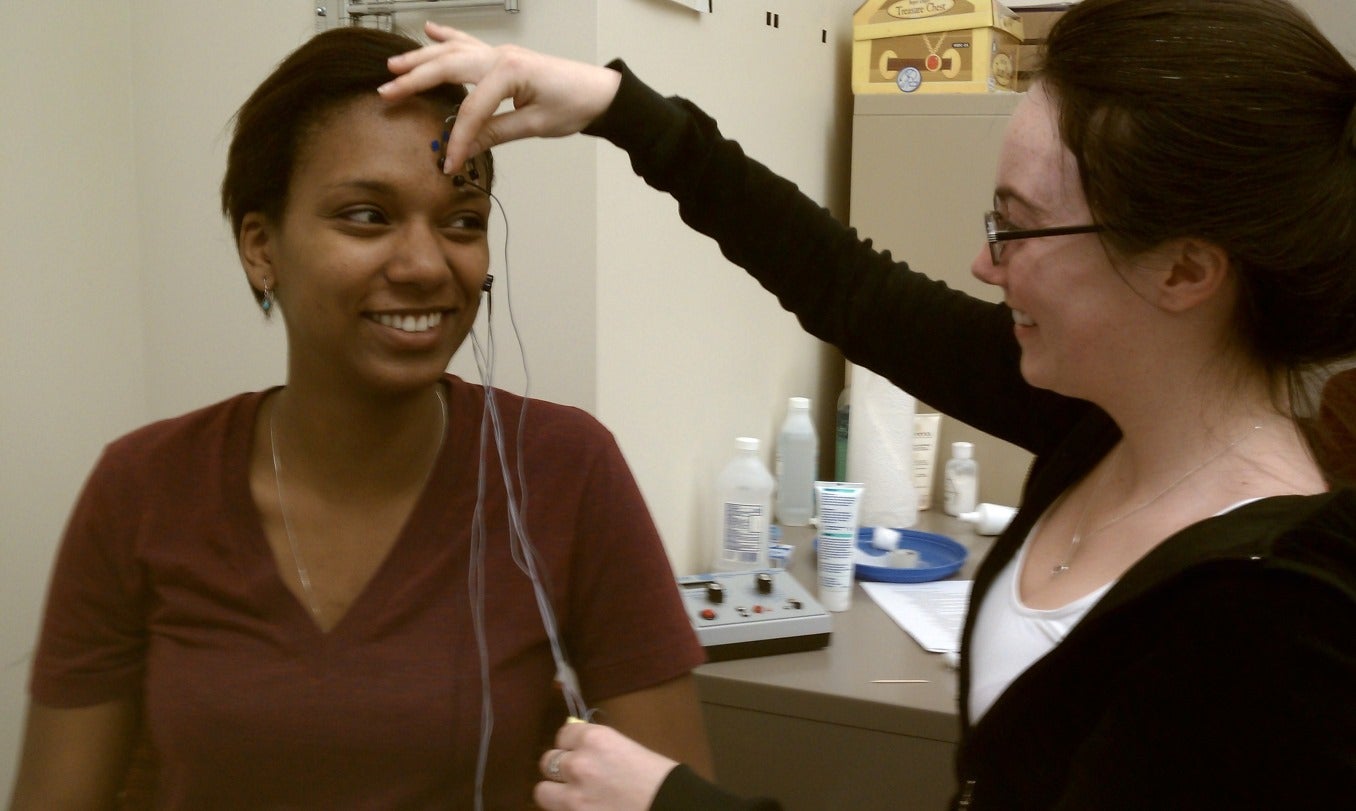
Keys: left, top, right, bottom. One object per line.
{"left": 853, "top": 0, "right": 1024, "bottom": 95}
{"left": 1014, "top": 8, "right": 1067, "bottom": 91}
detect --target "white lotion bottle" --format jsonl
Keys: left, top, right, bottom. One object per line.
{"left": 943, "top": 441, "right": 978, "bottom": 517}
{"left": 775, "top": 396, "right": 818, "bottom": 526}
{"left": 715, "top": 437, "right": 774, "bottom": 572}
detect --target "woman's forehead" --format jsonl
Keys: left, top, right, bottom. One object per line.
{"left": 996, "top": 87, "right": 1085, "bottom": 219}
{"left": 294, "top": 96, "right": 442, "bottom": 173}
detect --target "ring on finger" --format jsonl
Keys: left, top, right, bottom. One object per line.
{"left": 545, "top": 749, "right": 568, "bottom": 783}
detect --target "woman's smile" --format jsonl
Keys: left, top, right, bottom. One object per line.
{"left": 368, "top": 309, "right": 448, "bottom": 334}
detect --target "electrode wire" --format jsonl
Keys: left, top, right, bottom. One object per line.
{"left": 462, "top": 183, "right": 589, "bottom": 809}
{"left": 468, "top": 187, "right": 586, "bottom": 713}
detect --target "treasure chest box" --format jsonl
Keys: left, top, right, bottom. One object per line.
{"left": 1014, "top": 7, "right": 1067, "bottom": 90}
{"left": 852, "top": 0, "right": 1024, "bottom": 95}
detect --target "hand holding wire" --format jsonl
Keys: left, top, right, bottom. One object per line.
{"left": 533, "top": 722, "right": 679, "bottom": 811}
{"left": 381, "top": 22, "right": 621, "bottom": 175}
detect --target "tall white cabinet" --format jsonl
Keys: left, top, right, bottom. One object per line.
{"left": 848, "top": 92, "right": 1031, "bottom": 509}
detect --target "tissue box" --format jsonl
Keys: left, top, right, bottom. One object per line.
{"left": 852, "top": 0, "right": 1024, "bottom": 95}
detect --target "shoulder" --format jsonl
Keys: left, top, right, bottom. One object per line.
{"left": 1089, "top": 491, "right": 1356, "bottom": 637}
{"left": 1167, "top": 490, "right": 1356, "bottom": 596}
{"left": 93, "top": 391, "right": 264, "bottom": 485}
{"left": 445, "top": 375, "right": 617, "bottom": 452}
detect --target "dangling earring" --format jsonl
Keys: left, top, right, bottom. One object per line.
{"left": 260, "top": 279, "right": 276, "bottom": 317}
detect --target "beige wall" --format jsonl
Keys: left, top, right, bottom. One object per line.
{"left": 593, "top": 2, "right": 854, "bottom": 575}
{"left": 0, "top": 0, "right": 857, "bottom": 794}
{"left": 2, "top": 0, "right": 147, "bottom": 798}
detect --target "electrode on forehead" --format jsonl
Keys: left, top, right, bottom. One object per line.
{"left": 431, "top": 106, "right": 482, "bottom": 188}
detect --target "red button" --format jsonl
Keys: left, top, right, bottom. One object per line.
{"left": 699, "top": 609, "right": 716, "bottom": 620}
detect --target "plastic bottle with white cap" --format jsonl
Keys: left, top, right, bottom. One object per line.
{"left": 959, "top": 503, "right": 1017, "bottom": 536}
{"left": 714, "top": 437, "right": 774, "bottom": 572}
{"left": 943, "top": 441, "right": 978, "bottom": 517}
{"left": 775, "top": 396, "right": 818, "bottom": 526}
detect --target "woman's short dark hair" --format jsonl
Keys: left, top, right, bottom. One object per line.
{"left": 1040, "top": 0, "right": 1356, "bottom": 372}
{"left": 221, "top": 27, "right": 493, "bottom": 304}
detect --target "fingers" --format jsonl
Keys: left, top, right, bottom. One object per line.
{"left": 534, "top": 746, "right": 575, "bottom": 810}
{"left": 379, "top": 24, "right": 518, "bottom": 171}
{"left": 532, "top": 778, "right": 569, "bottom": 811}
{"left": 380, "top": 28, "right": 489, "bottom": 98}
{"left": 555, "top": 719, "right": 602, "bottom": 750}
{"left": 385, "top": 22, "right": 482, "bottom": 78}
{"left": 441, "top": 71, "right": 520, "bottom": 171}
{"left": 541, "top": 748, "right": 569, "bottom": 782}
{"left": 380, "top": 23, "right": 622, "bottom": 174}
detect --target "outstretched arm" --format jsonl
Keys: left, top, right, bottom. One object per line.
{"left": 380, "top": 22, "right": 620, "bottom": 174}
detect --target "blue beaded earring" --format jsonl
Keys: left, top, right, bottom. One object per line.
{"left": 261, "top": 280, "right": 276, "bottom": 317}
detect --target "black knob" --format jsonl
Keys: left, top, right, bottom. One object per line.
{"left": 755, "top": 572, "right": 774, "bottom": 595}
{"left": 706, "top": 581, "right": 725, "bottom": 604}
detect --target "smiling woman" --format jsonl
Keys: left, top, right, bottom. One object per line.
{"left": 9, "top": 26, "right": 711, "bottom": 811}
{"left": 236, "top": 95, "right": 492, "bottom": 397}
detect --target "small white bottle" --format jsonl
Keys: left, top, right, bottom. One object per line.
{"left": 775, "top": 397, "right": 818, "bottom": 526}
{"left": 943, "top": 441, "right": 978, "bottom": 517}
{"left": 715, "top": 437, "right": 775, "bottom": 572}
{"left": 960, "top": 503, "right": 1017, "bottom": 536}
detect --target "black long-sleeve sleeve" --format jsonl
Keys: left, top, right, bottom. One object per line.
{"left": 584, "top": 60, "right": 1086, "bottom": 456}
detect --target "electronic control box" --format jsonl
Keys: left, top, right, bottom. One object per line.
{"left": 677, "top": 569, "right": 832, "bottom": 662}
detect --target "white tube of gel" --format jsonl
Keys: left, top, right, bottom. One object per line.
{"left": 814, "top": 481, "right": 864, "bottom": 612}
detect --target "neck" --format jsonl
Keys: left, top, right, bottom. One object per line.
{"left": 1096, "top": 364, "right": 1324, "bottom": 500}
{"left": 269, "top": 379, "right": 448, "bottom": 498}
{"left": 1100, "top": 347, "right": 1276, "bottom": 446}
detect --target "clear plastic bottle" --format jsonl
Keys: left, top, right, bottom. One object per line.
{"left": 943, "top": 441, "right": 978, "bottom": 517}
{"left": 775, "top": 397, "right": 818, "bottom": 526}
{"left": 715, "top": 437, "right": 775, "bottom": 572}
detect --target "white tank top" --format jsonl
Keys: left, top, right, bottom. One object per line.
{"left": 967, "top": 498, "right": 1261, "bottom": 723}
{"left": 967, "top": 532, "right": 1112, "bottom": 723}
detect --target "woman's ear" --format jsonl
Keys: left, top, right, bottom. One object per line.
{"left": 1151, "top": 237, "right": 1232, "bottom": 313}
{"left": 238, "top": 212, "right": 276, "bottom": 294}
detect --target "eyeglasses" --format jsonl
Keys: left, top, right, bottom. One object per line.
{"left": 983, "top": 204, "right": 1104, "bottom": 264}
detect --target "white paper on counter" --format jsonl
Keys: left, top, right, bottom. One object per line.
{"left": 861, "top": 580, "right": 973, "bottom": 654}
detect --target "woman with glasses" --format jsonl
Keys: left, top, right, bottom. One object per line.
{"left": 382, "top": 0, "right": 1356, "bottom": 807}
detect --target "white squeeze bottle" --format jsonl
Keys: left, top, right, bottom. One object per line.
{"left": 775, "top": 396, "right": 818, "bottom": 526}
{"left": 715, "top": 437, "right": 775, "bottom": 572}
{"left": 943, "top": 441, "right": 979, "bottom": 517}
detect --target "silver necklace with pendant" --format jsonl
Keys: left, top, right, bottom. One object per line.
{"left": 1052, "top": 425, "right": 1262, "bottom": 576}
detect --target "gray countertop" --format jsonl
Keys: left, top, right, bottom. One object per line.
{"left": 693, "top": 511, "right": 996, "bottom": 744}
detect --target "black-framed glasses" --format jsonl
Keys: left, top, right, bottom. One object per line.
{"left": 983, "top": 207, "right": 1104, "bottom": 264}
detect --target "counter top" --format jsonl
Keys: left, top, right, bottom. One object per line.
{"left": 693, "top": 511, "right": 995, "bottom": 744}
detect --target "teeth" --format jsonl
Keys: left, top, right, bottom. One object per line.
{"left": 375, "top": 312, "right": 442, "bottom": 333}
{"left": 1012, "top": 309, "right": 1035, "bottom": 327}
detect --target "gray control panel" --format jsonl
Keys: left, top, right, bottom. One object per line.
{"left": 677, "top": 569, "right": 832, "bottom": 662}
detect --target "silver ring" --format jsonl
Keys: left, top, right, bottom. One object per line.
{"left": 545, "top": 749, "right": 567, "bottom": 783}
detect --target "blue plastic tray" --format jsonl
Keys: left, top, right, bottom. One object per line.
{"left": 852, "top": 526, "right": 967, "bottom": 583}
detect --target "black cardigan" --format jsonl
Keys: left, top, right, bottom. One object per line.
{"left": 586, "top": 63, "right": 1356, "bottom": 809}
